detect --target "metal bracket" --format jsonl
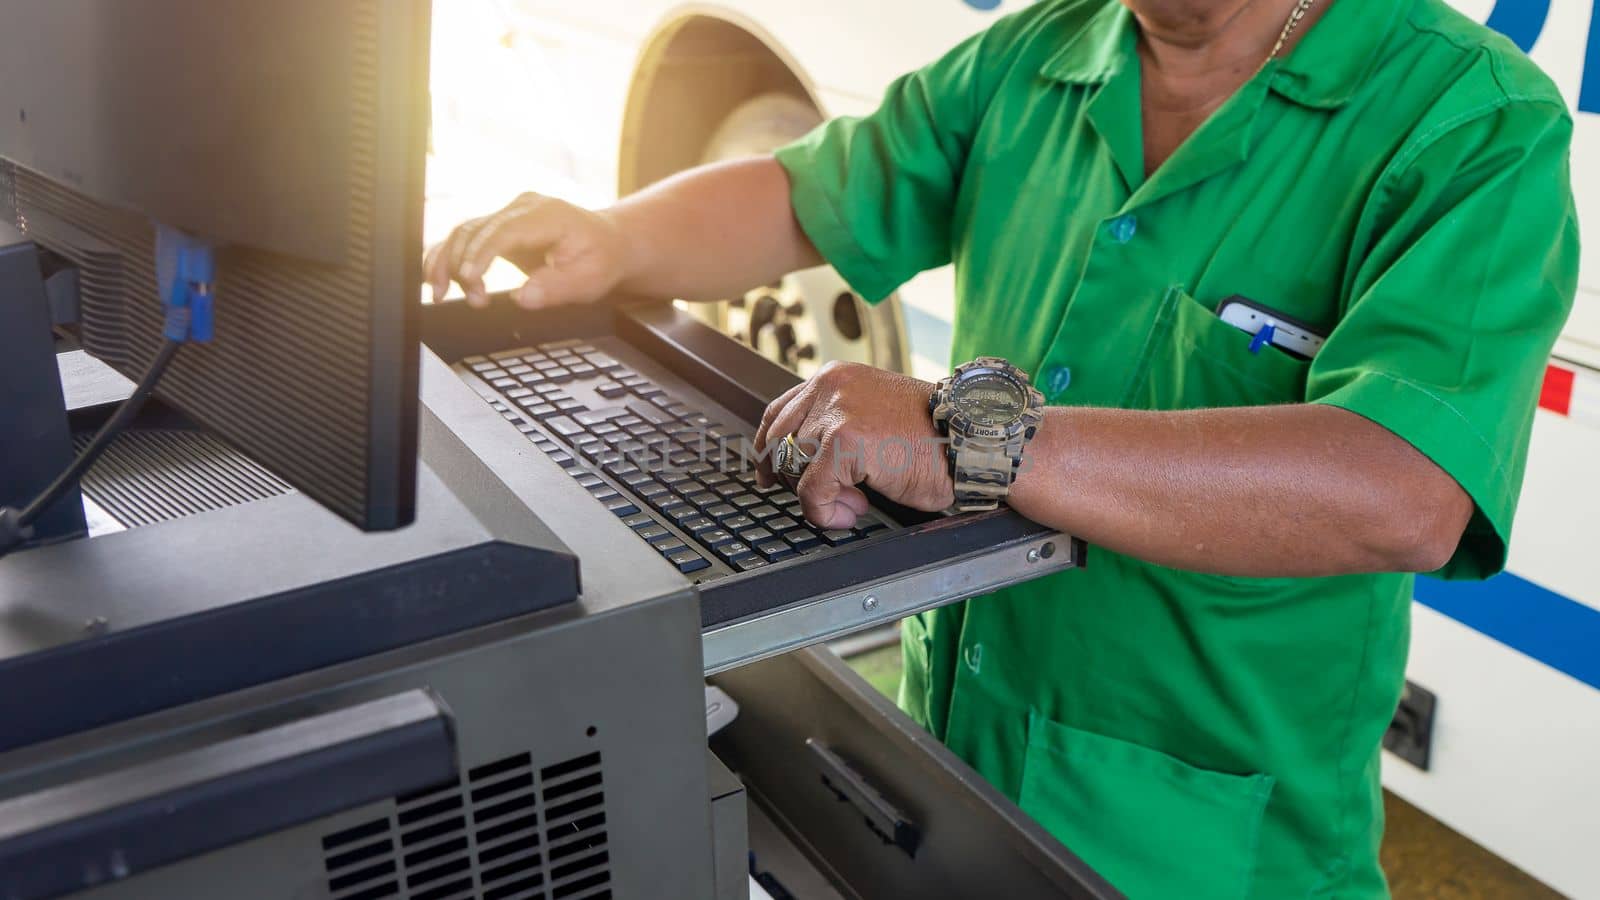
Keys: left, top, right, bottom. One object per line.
{"left": 702, "top": 531, "right": 1078, "bottom": 674}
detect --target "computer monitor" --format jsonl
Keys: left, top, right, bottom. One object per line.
{"left": 0, "top": 0, "right": 431, "bottom": 530}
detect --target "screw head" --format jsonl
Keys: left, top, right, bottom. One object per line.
{"left": 1026, "top": 549, "right": 1041, "bottom": 563}
{"left": 862, "top": 595, "right": 879, "bottom": 612}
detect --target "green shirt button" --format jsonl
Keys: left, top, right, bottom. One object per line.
{"left": 1107, "top": 214, "right": 1137, "bottom": 243}
{"left": 1042, "top": 364, "right": 1073, "bottom": 395}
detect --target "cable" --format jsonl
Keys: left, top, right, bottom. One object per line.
{"left": 0, "top": 339, "right": 184, "bottom": 554}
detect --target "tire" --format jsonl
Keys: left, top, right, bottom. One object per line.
{"left": 695, "top": 93, "right": 910, "bottom": 377}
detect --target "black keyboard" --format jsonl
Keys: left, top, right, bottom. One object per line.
{"left": 460, "top": 339, "right": 894, "bottom": 581}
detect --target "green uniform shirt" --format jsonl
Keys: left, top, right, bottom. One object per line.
{"left": 775, "top": 0, "right": 1579, "bottom": 896}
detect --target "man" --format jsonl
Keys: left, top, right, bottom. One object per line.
{"left": 426, "top": 0, "right": 1579, "bottom": 894}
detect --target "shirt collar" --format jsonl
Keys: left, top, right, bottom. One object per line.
{"left": 1039, "top": 0, "right": 1406, "bottom": 110}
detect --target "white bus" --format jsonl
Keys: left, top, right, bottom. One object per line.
{"left": 425, "top": 1, "right": 1600, "bottom": 895}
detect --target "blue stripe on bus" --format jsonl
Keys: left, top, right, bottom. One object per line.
{"left": 1414, "top": 574, "right": 1600, "bottom": 692}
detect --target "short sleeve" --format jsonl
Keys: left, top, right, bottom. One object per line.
{"left": 773, "top": 17, "right": 1016, "bottom": 303}
{"left": 1308, "top": 100, "right": 1580, "bottom": 579}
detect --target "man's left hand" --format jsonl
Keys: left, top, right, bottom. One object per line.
{"left": 753, "top": 362, "right": 954, "bottom": 529}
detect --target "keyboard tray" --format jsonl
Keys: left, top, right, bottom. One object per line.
{"left": 421, "top": 296, "right": 1084, "bottom": 673}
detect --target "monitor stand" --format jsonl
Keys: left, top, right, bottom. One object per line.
{"left": 0, "top": 222, "right": 86, "bottom": 547}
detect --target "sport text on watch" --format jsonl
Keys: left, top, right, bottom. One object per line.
{"left": 928, "top": 357, "right": 1046, "bottom": 513}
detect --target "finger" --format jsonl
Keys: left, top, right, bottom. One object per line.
{"left": 422, "top": 241, "right": 447, "bottom": 303}
{"left": 510, "top": 230, "right": 597, "bottom": 309}
{"left": 752, "top": 382, "right": 815, "bottom": 487}
{"left": 436, "top": 217, "right": 493, "bottom": 305}
{"left": 458, "top": 196, "right": 544, "bottom": 288}
{"left": 795, "top": 427, "right": 871, "bottom": 530}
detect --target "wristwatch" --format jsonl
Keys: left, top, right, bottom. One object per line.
{"left": 929, "top": 357, "right": 1046, "bottom": 513}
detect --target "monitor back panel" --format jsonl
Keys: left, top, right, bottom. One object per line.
{"left": 0, "top": 0, "right": 431, "bottom": 530}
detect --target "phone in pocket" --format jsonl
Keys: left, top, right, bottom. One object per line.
{"left": 1215, "top": 295, "right": 1327, "bottom": 361}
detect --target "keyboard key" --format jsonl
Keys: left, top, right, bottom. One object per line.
{"left": 636, "top": 525, "right": 669, "bottom": 542}
{"left": 505, "top": 387, "right": 534, "bottom": 400}
{"left": 681, "top": 516, "right": 715, "bottom": 534}
{"left": 684, "top": 491, "right": 719, "bottom": 508}
{"left": 757, "top": 541, "right": 797, "bottom": 562}
{"left": 699, "top": 529, "right": 736, "bottom": 547}
{"left": 704, "top": 503, "right": 738, "bottom": 519}
{"left": 730, "top": 553, "right": 769, "bottom": 572}
{"left": 545, "top": 367, "right": 573, "bottom": 381}
{"left": 772, "top": 491, "right": 800, "bottom": 505}
{"left": 664, "top": 403, "right": 696, "bottom": 419}
{"left": 490, "top": 377, "right": 518, "bottom": 390}
{"left": 637, "top": 482, "right": 670, "bottom": 499}
{"left": 622, "top": 512, "right": 654, "bottom": 529}
{"left": 783, "top": 529, "right": 822, "bottom": 550}
{"left": 526, "top": 403, "right": 559, "bottom": 419}
{"left": 653, "top": 537, "right": 687, "bottom": 554}
{"left": 666, "top": 505, "right": 701, "bottom": 526}
{"left": 545, "top": 416, "right": 584, "bottom": 438}
{"left": 748, "top": 504, "right": 781, "bottom": 520}
{"left": 517, "top": 372, "right": 547, "bottom": 386}
{"left": 739, "top": 527, "right": 774, "bottom": 544}
{"left": 574, "top": 407, "right": 626, "bottom": 427}
{"left": 618, "top": 374, "right": 648, "bottom": 388}
{"left": 659, "top": 469, "right": 693, "bottom": 486}
{"left": 505, "top": 364, "right": 533, "bottom": 376}
{"left": 647, "top": 489, "right": 684, "bottom": 512}
{"left": 515, "top": 422, "right": 539, "bottom": 435}
{"left": 539, "top": 338, "right": 586, "bottom": 352}
{"left": 618, "top": 470, "right": 651, "bottom": 488}
{"left": 583, "top": 351, "right": 621, "bottom": 370}
{"left": 567, "top": 363, "right": 596, "bottom": 377}
{"left": 636, "top": 387, "right": 668, "bottom": 402}
{"left": 715, "top": 541, "right": 753, "bottom": 561}
{"left": 535, "top": 383, "right": 564, "bottom": 396}
{"left": 556, "top": 400, "right": 585, "bottom": 413}
{"left": 605, "top": 497, "right": 640, "bottom": 517}
{"left": 712, "top": 482, "right": 744, "bottom": 499}
{"left": 596, "top": 381, "right": 628, "bottom": 399}
{"left": 532, "top": 358, "right": 559, "bottom": 370}
{"left": 625, "top": 400, "right": 672, "bottom": 425}
{"left": 666, "top": 548, "right": 711, "bottom": 574}
{"left": 783, "top": 503, "right": 805, "bottom": 518}
{"left": 721, "top": 514, "right": 756, "bottom": 531}
{"left": 573, "top": 472, "right": 604, "bottom": 489}
{"left": 549, "top": 452, "right": 577, "bottom": 469}
{"left": 765, "top": 516, "right": 799, "bottom": 532}
{"left": 731, "top": 494, "right": 764, "bottom": 510}
{"left": 822, "top": 529, "right": 859, "bottom": 546}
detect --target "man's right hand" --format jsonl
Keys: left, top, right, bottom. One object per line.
{"left": 423, "top": 192, "right": 635, "bottom": 310}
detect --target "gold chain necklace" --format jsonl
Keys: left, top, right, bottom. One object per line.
{"left": 1266, "top": 0, "right": 1319, "bottom": 63}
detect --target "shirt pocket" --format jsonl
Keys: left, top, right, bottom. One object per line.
{"left": 1125, "top": 286, "right": 1311, "bottom": 411}
{"left": 1019, "top": 712, "right": 1276, "bottom": 900}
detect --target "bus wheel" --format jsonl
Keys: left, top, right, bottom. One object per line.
{"left": 696, "top": 93, "right": 909, "bottom": 377}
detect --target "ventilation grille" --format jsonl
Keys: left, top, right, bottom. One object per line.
{"left": 321, "top": 751, "right": 611, "bottom": 900}
{"left": 75, "top": 429, "right": 293, "bottom": 529}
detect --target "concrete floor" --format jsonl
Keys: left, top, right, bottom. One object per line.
{"left": 840, "top": 645, "right": 1564, "bottom": 899}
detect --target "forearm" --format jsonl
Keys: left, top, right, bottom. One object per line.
{"left": 1007, "top": 404, "right": 1474, "bottom": 578}
{"left": 603, "top": 157, "right": 823, "bottom": 301}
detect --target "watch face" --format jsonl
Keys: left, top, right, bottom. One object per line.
{"left": 951, "top": 370, "right": 1026, "bottom": 427}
